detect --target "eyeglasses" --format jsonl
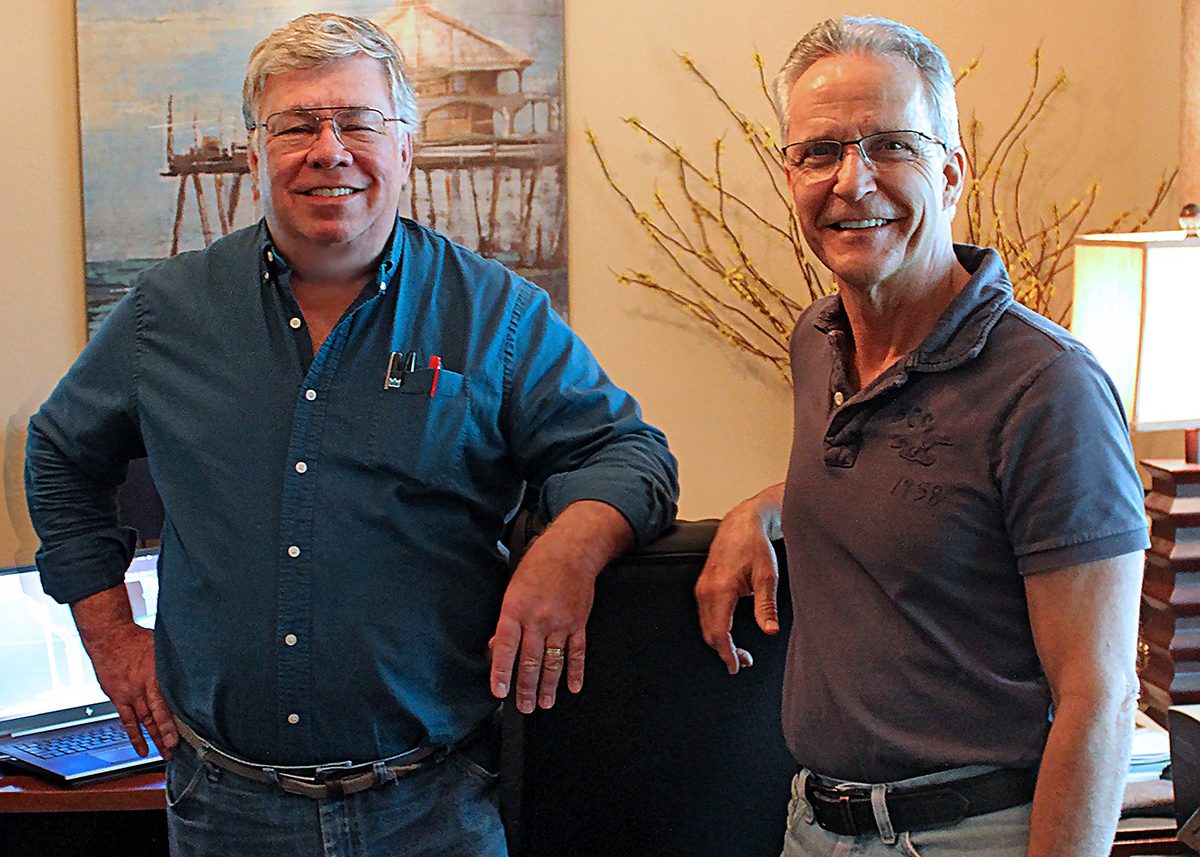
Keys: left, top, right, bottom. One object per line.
{"left": 781, "top": 130, "right": 948, "bottom": 180}
{"left": 250, "top": 107, "right": 407, "bottom": 150}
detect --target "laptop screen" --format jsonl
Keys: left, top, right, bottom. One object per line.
{"left": 0, "top": 551, "right": 158, "bottom": 735}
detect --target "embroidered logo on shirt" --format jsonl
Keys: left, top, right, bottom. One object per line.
{"left": 888, "top": 406, "right": 953, "bottom": 466}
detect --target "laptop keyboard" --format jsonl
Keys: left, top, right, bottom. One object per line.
{"left": 14, "top": 723, "right": 130, "bottom": 759}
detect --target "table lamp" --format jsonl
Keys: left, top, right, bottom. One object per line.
{"left": 1071, "top": 213, "right": 1200, "bottom": 724}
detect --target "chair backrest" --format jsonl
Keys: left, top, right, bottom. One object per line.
{"left": 117, "top": 457, "right": 163, "bottom": 546}
{"left": 501, "top": 519, "right": 795, "bottom": 857}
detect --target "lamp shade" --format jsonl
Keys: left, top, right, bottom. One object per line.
{"left": 1071, "top": 232, "right": 1200, "bottom": 432}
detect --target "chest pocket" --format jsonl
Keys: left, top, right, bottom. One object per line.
{"left": 367, "top": 367, "right": 469, "bottom": 487}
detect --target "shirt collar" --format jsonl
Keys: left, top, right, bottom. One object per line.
{"left": 811, "top": 243, "right": 1014, "bottom": 373}
{"left": 255, "top": 217, "right": 405, "bottom": 294}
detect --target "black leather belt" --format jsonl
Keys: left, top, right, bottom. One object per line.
{"left": 805, "top": 766, "right": 1037, "bottom": 836}
{"left": 174, "top": 717, "right": 464, "bottom": 800}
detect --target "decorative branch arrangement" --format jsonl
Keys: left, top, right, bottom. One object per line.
{"left": 590, "top": 50, "right": 1176, "bottom": 380}
{"left": 958, "top": 49, "right": 1176, "bottom": 323}
{"left": 588, "top": 52, "right": 821, "bottom": 381}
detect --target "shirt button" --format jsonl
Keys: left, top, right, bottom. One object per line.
{"left": 262, "top": 271, "right": 269, "bottom": 282}
{"left": 266, "top": 249, "right": 274, "bottom": 263}
{"left": 305, "top": 389, "right": 317, "bottom": 401}
{"left": 284, "top": 633, "right": 298, "bottom": 647}
{"left": 287, "top": 545, "right": 300, "bottom": 558}
{"left": 287, "top": 713, "right": 300, "bottom": 725}
{"left": 289, "top": 317, "right": 302, "bottom": 329}
{"left": 295, "top": 461, "right": 308, "bottom": 474}
{"left": 833, "top": 391, "right": 845, "bottom": 406}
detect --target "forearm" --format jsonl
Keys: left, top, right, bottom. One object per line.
{"left": 69, "top": 583, "right": 176, "bottom": 757}
{"left": 1026, "top": 692, "right": 1135, "bottom": 857}
{"left": 71, "top": 584, "right": 139, "bottom": 649}
{"left": 529, "top": 499, "right": 635, "bottom": 580}
{"left": 731, "top": 483, "right": 785, "bottom": 540}
{"left": 1024, "top": 552, "right": 1142, "bottom": 856}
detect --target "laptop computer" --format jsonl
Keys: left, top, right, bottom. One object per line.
{"left": 0, "top": 549, "right": 164, "bottom": 785}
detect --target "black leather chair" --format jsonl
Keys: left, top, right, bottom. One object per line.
{"left": 117, "top": 457, "right": 163, "bottom": 546}
{"left": 501, "top": 519, "right": 795, "bottom": 857}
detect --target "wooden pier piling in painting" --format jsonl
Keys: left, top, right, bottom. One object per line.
{"left": 162, "top": 95, "right": 249, "bottom": 256}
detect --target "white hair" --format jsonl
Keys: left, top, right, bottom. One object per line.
{"left": 773, "top": 16, "right": 959, "bottom": 147}
{"left": 242, "top": 13, "right": 417, "bottom": 130}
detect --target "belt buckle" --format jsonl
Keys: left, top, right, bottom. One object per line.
{"left": 275, "top": 769, "right": 322, "bottom": 788}
{"left": 313, "top": 760, "right": 356, "bottom": 782}
{"left": 834, "top": 793, "right": 859, "bottom": 836}
{"left": 810, "top": 784, "right": 863, "bottom": 836}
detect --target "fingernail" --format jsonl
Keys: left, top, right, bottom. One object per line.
{"left": 766, "top": 620, "right": 779, "bottom": 634}
{"left": 495, "top": 682, "right": 508, "bottom": 696}
{"left": 540, "top": 695, "right": 552, "bottom": 708}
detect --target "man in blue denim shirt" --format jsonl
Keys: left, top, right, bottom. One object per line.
{"left": 25, "top": 14, "right": 677, "bottom": 856}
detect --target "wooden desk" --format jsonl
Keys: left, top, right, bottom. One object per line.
{"left": 0, "top": 769, "right": 164, "bottom": 812}
{"left": 0, "top": 768, "right": 166, "bottom": 857}
{"left": 1111, "top": 813, "right": 1196, "bottom": 856}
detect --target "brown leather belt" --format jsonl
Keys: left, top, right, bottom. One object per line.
{"left": 174, "top": 717, "right": 456, "bottom": 800}
{"left": 805, "top": 766, "right": 1037, "bottom": 836}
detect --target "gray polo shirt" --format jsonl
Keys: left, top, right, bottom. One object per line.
{"left": 780, "top": 244, "right": 1148, "bottom": 783}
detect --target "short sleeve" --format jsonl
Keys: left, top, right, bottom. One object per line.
{"left": 996, "top": 347, "right": 1148, "bottom": 575}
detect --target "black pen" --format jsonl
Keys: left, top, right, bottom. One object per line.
{"left": 384, "top": 350, "right": 417, "bottom": 390}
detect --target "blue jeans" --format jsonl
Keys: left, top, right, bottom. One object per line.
{"left": 782, "top": 767, "right": 1032, "bottom": 857}
{"left": 166, "top": 739, "right": 508, "bottom": 857}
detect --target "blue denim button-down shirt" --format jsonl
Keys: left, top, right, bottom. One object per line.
{"left": 26, "top": 217, "right": 678, "bottom": 765}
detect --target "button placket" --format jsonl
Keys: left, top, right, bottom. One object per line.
{"left": 274, "top": 292, "right": 371, "bottom": 759}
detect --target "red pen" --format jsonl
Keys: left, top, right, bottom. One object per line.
{"left": 428, "top": 355, "right": 442, "bottom": 397}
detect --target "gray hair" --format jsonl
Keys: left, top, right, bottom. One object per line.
{"left": 772, "top": 16, "right": 959, "bottom": 148}
{"left": 242, "top": 13, "right": 418, "bottom": 131}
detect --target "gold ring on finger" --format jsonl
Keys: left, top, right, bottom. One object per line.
{"left": 544, "top": 646, "right": 565, "bottom": 658}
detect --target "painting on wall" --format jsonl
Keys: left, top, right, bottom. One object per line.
{"left": 76, "top": 0, "right": 567, "bottom": 337}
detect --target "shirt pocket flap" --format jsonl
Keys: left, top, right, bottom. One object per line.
{"left": 393, "top": 368, "right": 465, "bottom": 398}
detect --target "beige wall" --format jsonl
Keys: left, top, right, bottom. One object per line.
{"left": 1, "top": 3, "right": 86, "bottom": 565}
{"left": 0, "top": 1, "right": 1182, "bottom": 564}
{"left": 1184, "top": 0, "right": 1200, "bottom": 202}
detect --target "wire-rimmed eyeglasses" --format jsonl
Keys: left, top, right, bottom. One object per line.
{"left": 781, "top": 130, "right": 948, "bottom": 180}
{"left": 248, "top": 107, "right": 408, "bottom": 150}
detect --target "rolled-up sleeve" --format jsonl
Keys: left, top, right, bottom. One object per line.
{"left": 25, "top": 291, "right": 144, "bottom": 603}
{"left": 501, "top": 284, "right": 678, "bottom": 545}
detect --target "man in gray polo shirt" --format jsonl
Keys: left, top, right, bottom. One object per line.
{"left": 694, "top": 16, "right": 1147, "bottom": 857}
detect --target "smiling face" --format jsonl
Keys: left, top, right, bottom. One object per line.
{"left": 784, "top": 51, "right": 964, "bottom": 295}
{"left": 247, "top": 54, "right": 412, "bottom": 273}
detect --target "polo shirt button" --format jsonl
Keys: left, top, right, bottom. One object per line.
{"left": 305, "top": 389, "right": 317, "bottom": 401}
{"left": 833, "top": 391, "right": 845, "bottom": 406}
{"left": 295, "top": 461, "right": 308, "bottom": 474}
{"left": 262, "top": 271, "right": 269, "bottom": 282}
{"left": 287, "top": 713, "right": 300, "bottom": 725}
{"left": 284, "top": 633, "right": 298, "bottom": 647}
{"left": 266, "top": 249, "right": 274, "bottom": 263}
{"left": 289, "top": 317, "right": 302, "bottom": 329}
{"left": 287, "top": 545, "right": 301, "bottom": 558}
